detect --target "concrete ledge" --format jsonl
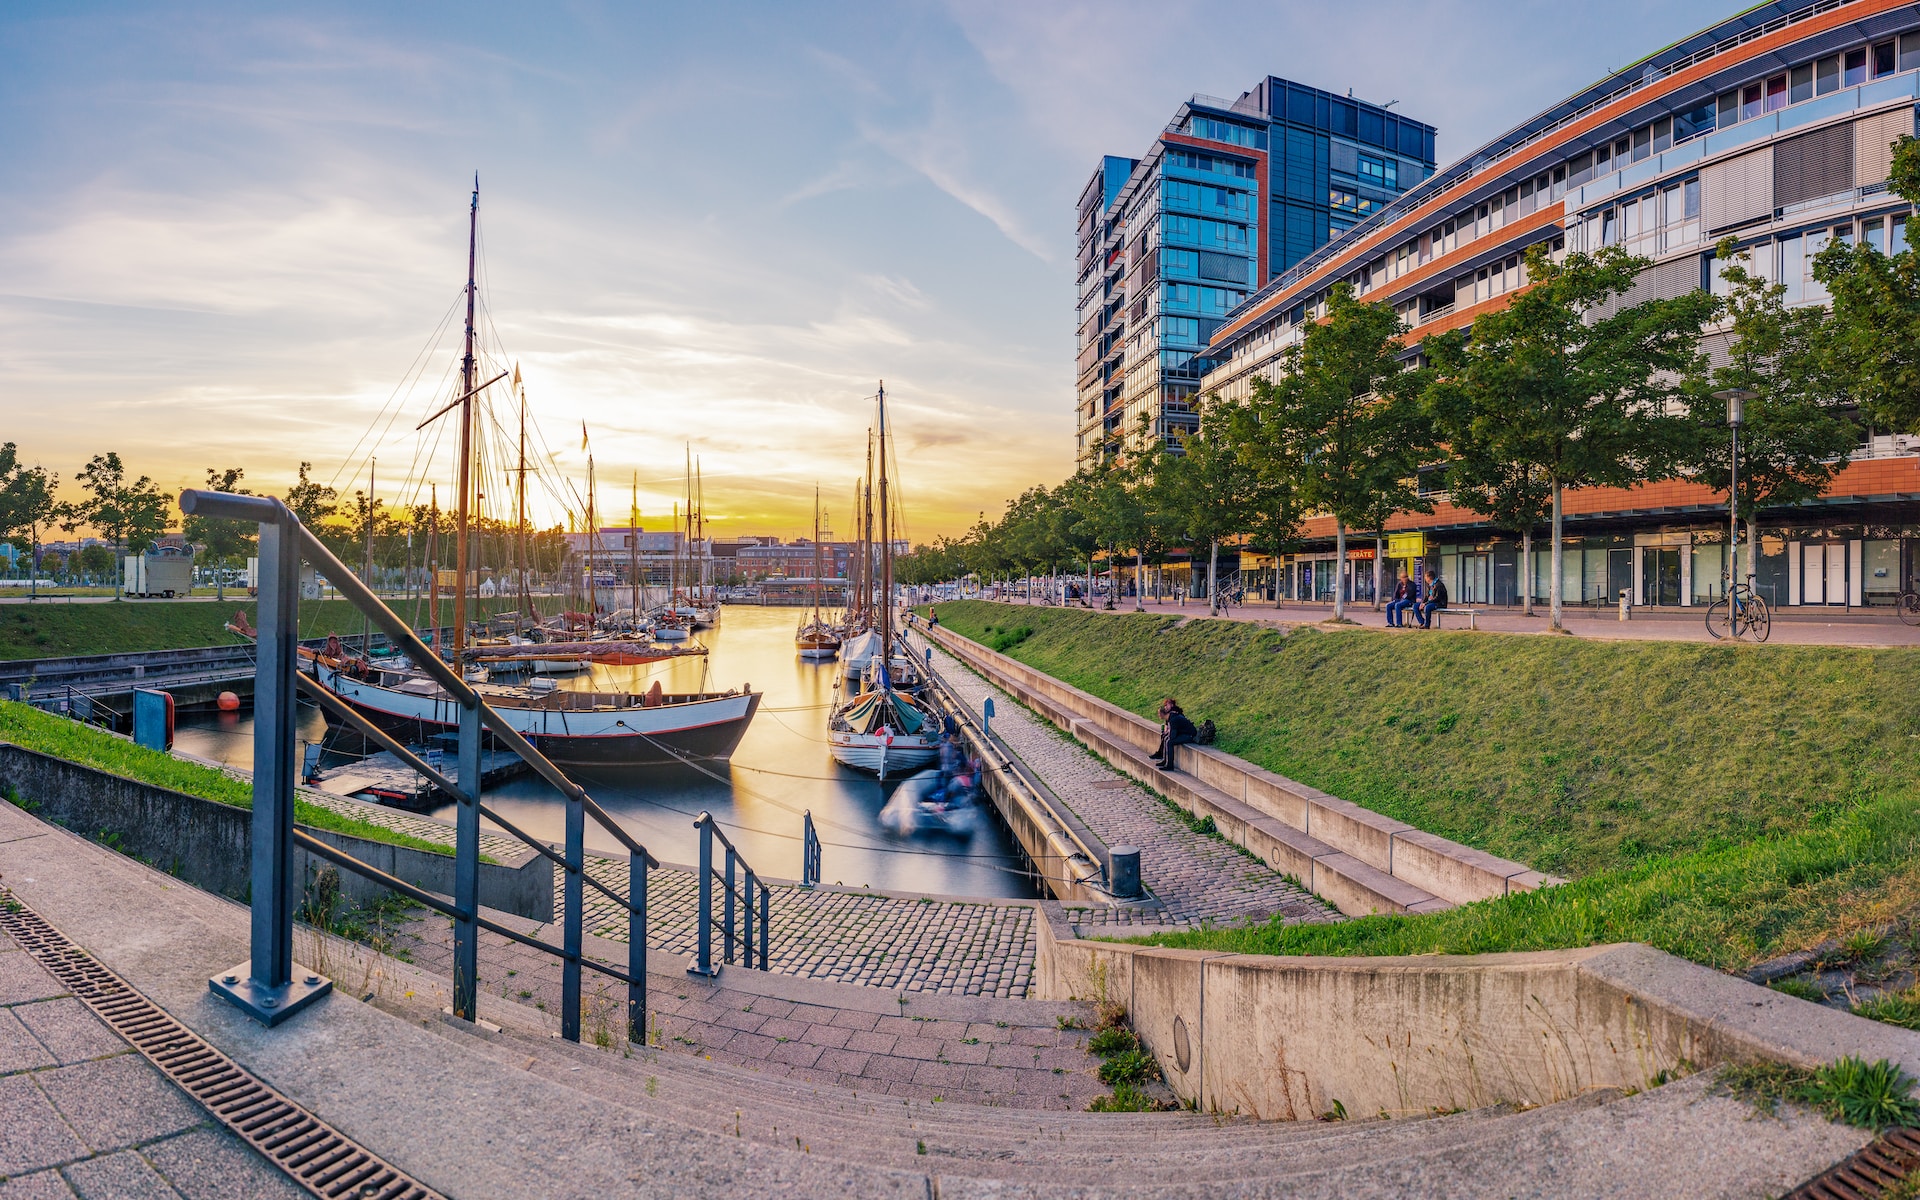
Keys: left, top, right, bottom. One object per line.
{"left": 0, "top": 742, "right": 553, "bottom": 921}
{"left": 1036, "top": 906, "right": 1920, "bottom": 1121}
{"left": 925, "top": 623, "right": 1553, "bottom": 913}
{"left": 1310, "top": 852, "right": 1439, "bottom": 917}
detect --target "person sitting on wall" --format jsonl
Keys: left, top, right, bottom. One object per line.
{"left": 927, "top": 607, "right": 939, "bottom": 628}
{"left": 1150, "top": 700, "right": 1198, "bottom": 770}
{"left": 1385, "top": 574, "right": 1416, "bottom": 628}
{"left": 1418, "top": 570, "right": 1449, "bottom": 629}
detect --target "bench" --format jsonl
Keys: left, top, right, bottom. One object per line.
{"left": 1431, "top": 608, "right": 1479, "bottom": 630}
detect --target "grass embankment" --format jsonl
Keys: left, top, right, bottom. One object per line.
{"left": 0, "top": 596, "right": 521, "bottom": 660}
{"left": 925, "top": 600, "right": 1920, "bottom": 969}
{"left": 0, "top": 700, "right": 455, "bottom": 856}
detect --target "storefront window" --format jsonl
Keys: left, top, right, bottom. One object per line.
{"left": 1693, "top": 543, "right": 1725, "bottom": 602}
{"left": 1865, "top": 539, "right": 1900, "bottom": 604}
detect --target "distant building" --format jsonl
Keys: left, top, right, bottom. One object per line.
{"left": 1075, "top": 79, "right": 1436, "bottom": 467}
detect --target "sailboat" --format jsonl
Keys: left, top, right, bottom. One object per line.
{"left": 828, "top": 382, "right": 938, "bottom": 778}
{"left": 311, "top": 179, "right": 760, "bottom": 769}
{"left": 796, "top": 487, "right": 841, "bottom": 660}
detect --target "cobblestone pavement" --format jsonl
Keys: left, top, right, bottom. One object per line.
{"left": 0, "top": 929, "right": 305, "bottom": 1199}
{"left": 390, "top": 912, "right": 1105, "bottom": 1110}
{"left": 907, "top": 629, "right": 1338, "bottom": 936}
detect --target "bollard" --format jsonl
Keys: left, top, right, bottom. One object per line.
{"left": 1618, "top": 589, "right": 1631, "bottom": 622}
{"left": 1108, "top": 846, "right": 1142, "bottom": 899}
{"left": 983, "top": 697, "right": 995, "bottom": 741}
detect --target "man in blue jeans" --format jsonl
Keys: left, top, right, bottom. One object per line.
{"left": 1384, "top": 575, "right": 1415, "bottom": 627}
{"left": 1417, "top": 570, "right": 1448, "bottom": 628}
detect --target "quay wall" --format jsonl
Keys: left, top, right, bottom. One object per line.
{"left": 0, "top": 743, "right": 553, "bottom": 921}
{"left": 920, "top": 621, "right": 1560, "bottom": 916}
{"left": 1034, "top": 904, "right": 1920, "bottom": 1119}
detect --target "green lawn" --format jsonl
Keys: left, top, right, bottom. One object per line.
{"left": 925, "top": 600, "right": 1920, "bottom": 968}
{"left": 0, "top": 700, "right": 456, "bottom": 856}
{"left": 0, "top": 596, "right": 522, "bottom": 660}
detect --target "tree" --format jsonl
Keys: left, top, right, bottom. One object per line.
{"left": 1818, "top": 135, "right": 1920, "bottom": 431}
{"left": 0, "top": 445, "right": 58, "bottom": 572}
{"left": 285, "top": 461, "right": 339, "bottom": 527}
{"left": 1422, "top": 244, "right": 1712, "bottom": 628}
{"left": 1220, "top": 401, "right": 1305, "bottom": 608}
{"left": 1241, "top": 283, "right": 1432, "bottom": 621}
{"left": 58, "top": 452, "right": 173, "bottom": 554}
{"left": 183, "top": 466, "right": 257, "bottom": 562}
{"left": 1169, "top": 396, "right": 1258, "bottom": 615}
{"left": 1680, "top": 238, "right": 1854, "bottom": 590}
{"left": 1079, "top": 461, "right": 1148, "bottom": 609}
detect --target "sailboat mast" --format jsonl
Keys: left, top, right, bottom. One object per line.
{"left": 427, "top": 484, "right": 440, "bottom": 640}
{"left": 697, "top": 457, "right": 706, "bottom": 599}
{"left": 878, "top": 383, "right": 892, "bottom": 663}
{"left": 362, "top": 458, "right": 375, "bottom": 653}
{"left": 586, "top": 453, "right": 596, "bottom": 615}
{"left": 863, "top": 431, "right": 874, "bottom": 625}
{"left": 453, "top": 176, "right": 478, "bottom": 659}
{"left": 630, "top": 473, "right": 639, "bottom": 621}
{"left": 515, "top": 369, "right": 529, "bottom": 623}
{"left": 812, "top": 486, "right": 822, "bottom": 621}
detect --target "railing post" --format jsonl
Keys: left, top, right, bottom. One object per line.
{"left": 452, "top": 695, "right": 480, "bottom": 1023}
{"left": 628, "top": 852, "right": 647, "bottom": 1042}
{"left": 723, "top": 847, "right": 737, "bottom": 966}
{"left": 562, "top": 786, "right": 584, "bottom": 1041}
{"left": 689, "top": 815, "right": 716, "bottom": 977}
{"left": 209, "top": 509, "right": 331, "bottom": 1025}
{"left": 801, "top": 811, "right": 819, "bottom": 889}
{"left": 758, "top": 883, "right": 769, "bottom": 972}
{"left": 742, "top": 871, "right": 756, "bottom": 970}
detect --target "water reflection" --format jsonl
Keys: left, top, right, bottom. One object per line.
{"left": 173, "top": 606, "right": 1037, "bottom": 899}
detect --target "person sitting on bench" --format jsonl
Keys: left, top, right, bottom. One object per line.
{"left": 1151, "top": 700, "right": 1198, "bottom": 769}
{"left": 1417, "top": 570, "right": 1448, "bottom": 629}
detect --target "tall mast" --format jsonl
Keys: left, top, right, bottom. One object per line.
{"left": 696, "top": 456, "right": 706, "bottom": 599}
{"left": 629, "top": 473, "right": 639, "bottom": 621}
{"left": 683, "top": 444, "right": 692, "bottom": 604}
{"left": 515, "top": 365, "right": 529, "bottom": 624}
{"left": 586, "top": 451, "right": 596, "bottom": 615}
{"left": 878, "top": 382, "right": 892, "bottom": 670}
{"left": 362, "top": 458, "right": 375, "bottom": 653}
{"left": 427, "top": 484, "right": 440, "bottom": 640}
{"left": 812, "top": 486, "right": 822, "bottom": 621}
{"left": 863, "top": 430, "right": 875, "bottom": 626}
{"left": 453, "top": 175, "right": 478, "bottom": 659}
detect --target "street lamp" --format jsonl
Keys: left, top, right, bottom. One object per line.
{"left": 1712, "top": 388, "right": 1758, "bottom": 596}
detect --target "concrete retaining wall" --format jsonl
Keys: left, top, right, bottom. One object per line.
{"left": 923, "top": 622, "right": 1560, "bottom": 916}
{"left": 1034, "top": 905, "right": 1920, "bottom": 1119}
{"left": 0, "top": 742, "right": 553, "bottom": 921}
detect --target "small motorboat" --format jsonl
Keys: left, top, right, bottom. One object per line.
{"left": 879, "top": 768, "right": 979, "bottom": 837}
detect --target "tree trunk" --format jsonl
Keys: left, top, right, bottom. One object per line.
{"left": 1333, "top": 521, "right": 1348, "bottom": 621}
{"left": 1522, "top": 527, "right": 1534, "bottom": 617}
{"left": 1373, "top": 537, "right": 1383, "bottom": 610}
{"left": 1134, "top": 548, "right": 1145, "bottom": 611}
{"left": 1549, "top": 482, "right": 1564, "bottom": 630}
{"left": 1746, "top": 514, "right": 1760, "bottom": 592}
{"left": 1207, "top": 539, "right": 1219, "bottom": 616}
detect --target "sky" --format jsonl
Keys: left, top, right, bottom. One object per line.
{"left": 0, "top": 0, "right": 1740, "bottom": 541}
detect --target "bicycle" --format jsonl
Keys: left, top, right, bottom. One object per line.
{"left": 1898, "top": 590, "right": 1920, "bottom": 627}
{"left": 1704, "top": 581, "right": 1771, "bottom": 642}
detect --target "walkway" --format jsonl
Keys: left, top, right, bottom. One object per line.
{"left": 1059, "top": 594, "right": 1920, "bottom": 646}
{"left": 0, "top": 926, "right": 303, "bottom": 1199}
{"left": 907, "top": 629, "right": 1338, "bottom": 935}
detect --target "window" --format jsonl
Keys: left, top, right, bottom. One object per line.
{"left": 1864, "top": 216, "right": 1886, "bottom": 254}
{"left": 1163, "top": 214, "right": 1198, "bottom": 243}
{"left": 1766, "top": 74, "right": 1787, "bottom": 113}
{"left": 1633, "top": 126, "right": 1652, "bottom": 161}
{"left": 1653, "top": 117, "right": 1672, "bottom": 154}
{"left": 1817, "top": 54, "right": 1840, "bottom": 95}
{"left": 1903, "top": 32, "right": 1920, "bottom": 74}
{"left": 1790, "top": 64, "right": 1814, "bottom": 104}
{"left": 1719, "top": 90, "right": 1740, "bottom": 126}
{"left": 1357, "top": 154, "right": 1397, "bottom": 189}
{"left": 1874, "top": 40, "right": 1896, "bottom": 78}
{"left": 1742, "top": 83, "right": 1763, "bottom": 121}
{"left": 1846, "top": 48, "right": 1868, "bottom": 88}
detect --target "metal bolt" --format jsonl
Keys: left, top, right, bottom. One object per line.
{"left": 222, "top": 975, "right": 238, "bottom": 985}
{"left": 261, "top": 997, "right": 278, "bottom": 1008}
{"left": 305, "top": 975, "right": 320, "bottom": 986}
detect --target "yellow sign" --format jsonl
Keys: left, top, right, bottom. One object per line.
{"left": 1387, "top": 533, "right": 1427, "bottom": 558}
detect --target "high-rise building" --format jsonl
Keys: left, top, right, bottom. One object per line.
{"left": 1075, "top": 81, "right": 1437, "bottom": 469}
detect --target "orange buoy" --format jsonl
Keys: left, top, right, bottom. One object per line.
{"left": 217, "top": 691, "right": 241, "bottom": 712}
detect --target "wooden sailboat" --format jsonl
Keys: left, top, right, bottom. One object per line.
{"left": 311, "top": 179, "right": 759, "bottom": 768}
{"left": 828, "top": 382, "right": 937, "bottom": 778}
{"left": 796, "top": 486, "right": 841, "bottom": 659}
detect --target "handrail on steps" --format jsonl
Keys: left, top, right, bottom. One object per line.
{"left": 180, "top": 488, "right": 658, "bottom": 1046}
{"left": 688, "top": 811, "right": 769, "bottom": 977}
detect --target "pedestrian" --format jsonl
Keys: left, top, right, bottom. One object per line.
{"left": 1385, "top": 574, "right": 1415, "bottom": 627}
{"left": 1150, "top": 700, "right": 1198, "bottom": 770}
{"left": 1418, "top": 570, "right": 1448, "bottom": 628}
{"left": 927, "top": 607, "right": 939, "bottom": 629}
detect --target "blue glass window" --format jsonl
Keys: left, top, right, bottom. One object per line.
{"left": 1360, "top": 108, "right": 1384, "bottom": 147}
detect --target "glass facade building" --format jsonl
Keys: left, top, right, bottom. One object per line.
{"left": 1200, "top": 0, "right": 1920, "bottom": 612}
{"left": 1074, "top": 82, "right": 1436, "bottom": 469}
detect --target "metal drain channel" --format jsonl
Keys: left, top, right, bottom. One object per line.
{"left": 1787, "top": 1125, "right": 1920, "bottom": 1199}
{"left": 0, "top": 888, "right": 444, "bottom": 1200}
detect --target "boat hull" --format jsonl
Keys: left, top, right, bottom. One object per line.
{"left": 827, "top": 734, "right": 937, "bottom": 779}
{"left": 315, "top": 666, "right": 760, "bottom": 767}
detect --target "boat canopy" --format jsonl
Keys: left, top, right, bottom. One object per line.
{"left": 835, "top": 690, "right": 927, "bottom": 735}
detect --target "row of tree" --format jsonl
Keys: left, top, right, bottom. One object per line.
{"left": 902, "top": 140, "right": 1920, "bottom": 629}
{"left": 0, "top": 455, "right": 570, "bottom": 579}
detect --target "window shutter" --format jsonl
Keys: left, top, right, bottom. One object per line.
{"left": 1855, "top": 106, "right": 1916, "bottom": 188}
{"left": 1774, "top": 122, "right": 1855, "bottom": 207}
{"left": 1703, "top": 146, "right": 1773, "bottom": 233}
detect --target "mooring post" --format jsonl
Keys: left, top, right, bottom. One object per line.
{"left": 453, "top": 694, "right": 481, "bottom": 1023}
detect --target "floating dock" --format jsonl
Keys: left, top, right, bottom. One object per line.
{"left": 309, "top": 744, "right": 530, "bottom": 810}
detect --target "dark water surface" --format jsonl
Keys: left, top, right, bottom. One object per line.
{"left": 174, "top": 605, "right": 1038, "bottom": 898}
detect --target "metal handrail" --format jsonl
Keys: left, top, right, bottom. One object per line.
{"left": 688, "top": 812, "right": 770, "bottom": 977}
{"left": 801, "top": 811, "right": 821, "bottom": 889}
{"left": 180, "top": 489, "right": 656, "bottom": 1046}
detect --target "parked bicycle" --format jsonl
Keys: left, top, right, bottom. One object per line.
{"left": 1898, "top": 590, "right": 1920, "bottom": 626}
{"left": 1705, "top": 581, "right": 1771, "bottom": 642}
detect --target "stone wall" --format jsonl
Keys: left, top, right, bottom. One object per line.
{"left": 0, "top": 742, "right": 552, "bottom": 921}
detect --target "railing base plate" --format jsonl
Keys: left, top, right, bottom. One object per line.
{"left": 209, "top": 960, "right": 333, "bottom": 1027}
{"left": 686, "top": 963, "right": 722, "bottom": 979}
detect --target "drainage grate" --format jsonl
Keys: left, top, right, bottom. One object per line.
{"left": 0, "top": 887, "right": 445, "bottom": 1200}
{"left": 1786, "top": 1125, "right": 1920, "bottom": 1199}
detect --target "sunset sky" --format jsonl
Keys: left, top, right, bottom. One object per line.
{"left": 2, "top": 0, "right": 1734, "bottom": 541}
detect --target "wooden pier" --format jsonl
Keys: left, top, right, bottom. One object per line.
{"left": 310, "top": 744, "right": 530, "bottom": 810}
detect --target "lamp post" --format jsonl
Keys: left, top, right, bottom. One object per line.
{"left": 1712, "top": 388, "right": 1758, "bottom": 597}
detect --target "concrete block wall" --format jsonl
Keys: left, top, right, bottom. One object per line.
{"left": 924, "top": 623, "right": 1560, "bottom": 915}
{"left": 1034, "top": 904, "right": 1920, "bottom": 1120}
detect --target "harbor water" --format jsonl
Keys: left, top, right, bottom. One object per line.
{"left": 173, "top": 604, "right": 1039, "bottom": 898}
